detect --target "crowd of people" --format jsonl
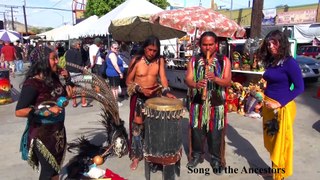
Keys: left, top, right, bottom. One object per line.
{"left": 12, "top": 30, "right": 304, "bottom": 180}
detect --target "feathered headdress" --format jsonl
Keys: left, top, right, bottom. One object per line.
{"left": 65, "top": 62, "right": 128, "bottom": 179}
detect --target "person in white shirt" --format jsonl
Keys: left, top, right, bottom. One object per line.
{"left": 89, "top": 38, "right": 103, "bottom": 75}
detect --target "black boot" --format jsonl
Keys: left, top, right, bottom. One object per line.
{"left": 210, "top": 160, "right": 223, "bottom": 175}
{"left": 186, "top": 155, "right": 204, "bottom": 168}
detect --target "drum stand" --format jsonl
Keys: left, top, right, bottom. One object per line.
{"left": 144, "top": 159, "right": 181, "bottom": 180}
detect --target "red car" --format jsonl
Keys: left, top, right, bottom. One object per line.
{"left": 297, "top": 45, "right": 320, "bottom": 59}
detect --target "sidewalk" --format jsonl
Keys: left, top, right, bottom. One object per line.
{"left": 0, "top": 75, "right": 319, "bottom": 180}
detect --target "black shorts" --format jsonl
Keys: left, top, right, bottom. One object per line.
{"left": 107, "top": 76, "right": 121, "bottom": 88}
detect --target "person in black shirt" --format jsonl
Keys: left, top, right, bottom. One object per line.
{"left": 14, "top": 41, "right": 24, "bottom": 74}
{"left": 15, "top": 46, "right": 73, "bottom": 180}
{"left": 65, "top": 39, "right": 89, "bottom": 107}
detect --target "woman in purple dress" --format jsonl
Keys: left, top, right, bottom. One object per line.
{"left": 258, "top": 30, "right": 304, "bottom": 180}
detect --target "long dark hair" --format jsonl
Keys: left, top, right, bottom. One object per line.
{"left": 258, "top": 30, "right": 291, "bottom": 67}
{"left": 22, "top": 46, "right": 58, "bottom": 88}
{"left": 128, "top": 35, "right": 161, "bottom": 73}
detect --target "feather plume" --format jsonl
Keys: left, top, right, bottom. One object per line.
{"left": 64, "top": 62, "right": 128, "bottom": 178}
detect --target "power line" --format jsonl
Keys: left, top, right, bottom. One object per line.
{"left": 0, "top": 4, "right": 71, "bottom": 12}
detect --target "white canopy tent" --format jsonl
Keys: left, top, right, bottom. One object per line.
{"left": 87, "top": 0, "right": 164, "bottom": 36}
{"left": 294, "top": 24, "right": 320, "bottom": 44}
{"left": 69, "top": 15, "right": 99, "bottom": 39}
{"left": 38, "top": 24, "right": 73, "bottom": 41}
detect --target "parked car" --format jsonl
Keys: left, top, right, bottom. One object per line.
{"left": 297, "top": 45, "right": 320, "bottom": 59}
{"left": 296, "top": 55, "right": 320, "bottom": 82}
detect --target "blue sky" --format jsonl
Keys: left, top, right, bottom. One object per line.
{"left": 0, "top": 0, "right": 318, "bottom": 28}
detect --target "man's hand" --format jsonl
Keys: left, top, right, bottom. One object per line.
{"left": 166, "top": 92, "right": 176, "bottom": 99}
{"left": 195, "top": 79, "right": 207, "bottom": 89}
{"left": 141, "top": 86, "right": 162, "bottom": 97}
{"left": 206, "top": 72, "right": 216, "bottom": 82}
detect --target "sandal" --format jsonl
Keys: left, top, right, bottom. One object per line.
{"left": 73, "top": 103, "right": 78, "bottom": 108}
{"left": 130, "top": 159, "right": 139, "bottom": 171}
{"left": 81, "top": 103, "right": 92, "bottom": 108}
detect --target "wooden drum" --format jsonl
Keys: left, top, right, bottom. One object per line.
{"left": 143, "top": 97, "right": 183, "bottom": 180}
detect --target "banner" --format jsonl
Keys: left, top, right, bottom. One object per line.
{"left": 276, "top": 9, "right": 317, "bottom": 25}
{"left": 75, "top": 11, "right": 85, "bottom": 24}
{"left": 262, "top": 9, "right": 276, "bottom": 25}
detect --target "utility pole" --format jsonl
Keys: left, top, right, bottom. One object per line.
{"left": 230, "top": 0, "right": 233, "bottom": 19}
{"left": 250, "top": 0, "right": 264, "bottom": 38}
{"left": 317, "top": 0, "right": 320, "bottom": 22}
{"left": 5, "top": 6, "right": 18, "bottom": 31}
{"left": 23, "top": 0, "right": 28, "bottom": 36}
{"left": 11, "top": 7, "right": 14, "bottom": 30}
{"left": 0, "top": 12, "right": 6, "bottom": 29}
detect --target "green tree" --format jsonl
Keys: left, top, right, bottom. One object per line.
{"left": 85, "top": 0, "right": 125, "bottom": 17}
{"left": 148, "top": 0, "right": 170, "bottom": 9}
{"left": 85, "top": 0, "right": 170, "bottom": 17}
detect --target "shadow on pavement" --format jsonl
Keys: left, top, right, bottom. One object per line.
{"left": 227, "top": 125, "right": 272, "bottom": 179}
{"left": 181, "top": 117, "right": 191, "bottom": 159}
{"left": 300, "top": 80, "right": 320, "bottom": 115}
{"left": 312, "top": 120, "right": 320, "bottom": 133}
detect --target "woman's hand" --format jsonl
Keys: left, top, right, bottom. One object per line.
{"left": 119, "top": 73, "right": 123, "bottom": 79}
{"left": 65, "top": 85, "right": 73, "bottom": 99}
{"left": 264, "top": 101, "right": 281, "bottom": 109}
{"left": 59, "top": 68, "right": 69, "bottom": 78}
{"left": 48, "top": 105, "right": 63, "bottom": 116}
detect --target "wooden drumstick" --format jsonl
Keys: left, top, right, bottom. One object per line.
{"left": 201, "top": 52, "right": 210, "bottom": 101}
{"left": 93, "top": 144, "right": 114, "bottom": 166}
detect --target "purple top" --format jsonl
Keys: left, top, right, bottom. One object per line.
{"left": 263, "top": 56, "right": 304, "bottom": 106}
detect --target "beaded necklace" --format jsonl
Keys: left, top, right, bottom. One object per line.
{"left": 145, "top": 58, "right": 150, "bottom": 65}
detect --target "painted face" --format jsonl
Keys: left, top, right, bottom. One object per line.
{"left": 267, "top": 39, "right": 279, "bottom": 56}
{"left": 144, "top": 45, "right": 158, "bottom": 60}
{"left": 200, "top": 36, "right": 217, "bottom": 57}
{"left": 49, "top": 52, "right": 59, "bottom": 72}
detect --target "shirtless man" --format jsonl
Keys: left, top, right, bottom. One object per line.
{"left": 126, "top": 36, "right": 175, "bottom": 170}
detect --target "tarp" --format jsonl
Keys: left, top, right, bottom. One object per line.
{"left": 69, "top": 15, "right": 99, "bottom": 39}
{"left": 293, "top": 24, "right": 320, "bottom": 43}
{"left": 38, "top": 24, "right": 73, "bottom": 41}
{"left": 87, "top": 0, "right": 163, "bottom": 36}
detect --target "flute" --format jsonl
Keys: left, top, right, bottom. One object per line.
{"left": 201, "top": 52, "right": 210, "bottom": 101}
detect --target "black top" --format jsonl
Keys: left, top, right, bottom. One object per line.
{"left": 65, "top": 48, "right": 83, "bottom": 73}
{"left": 15, "top": 46, "right": 24, "bottom": 60}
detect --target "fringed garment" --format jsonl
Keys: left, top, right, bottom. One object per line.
{"left": 20, "top": 78, "right": 67, "bottom": 173}
{"left": 188, "top": 55, "right": 228, "bottom": 131}
{"left": 262, "top": 96, "right": 296, "bottom": 180}
{"left": 187, "top": 54, "right": 228, "bottom": 166}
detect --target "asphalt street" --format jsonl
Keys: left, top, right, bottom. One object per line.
{"left": 0, "top": 72, "right": 319, "bottom": 180}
